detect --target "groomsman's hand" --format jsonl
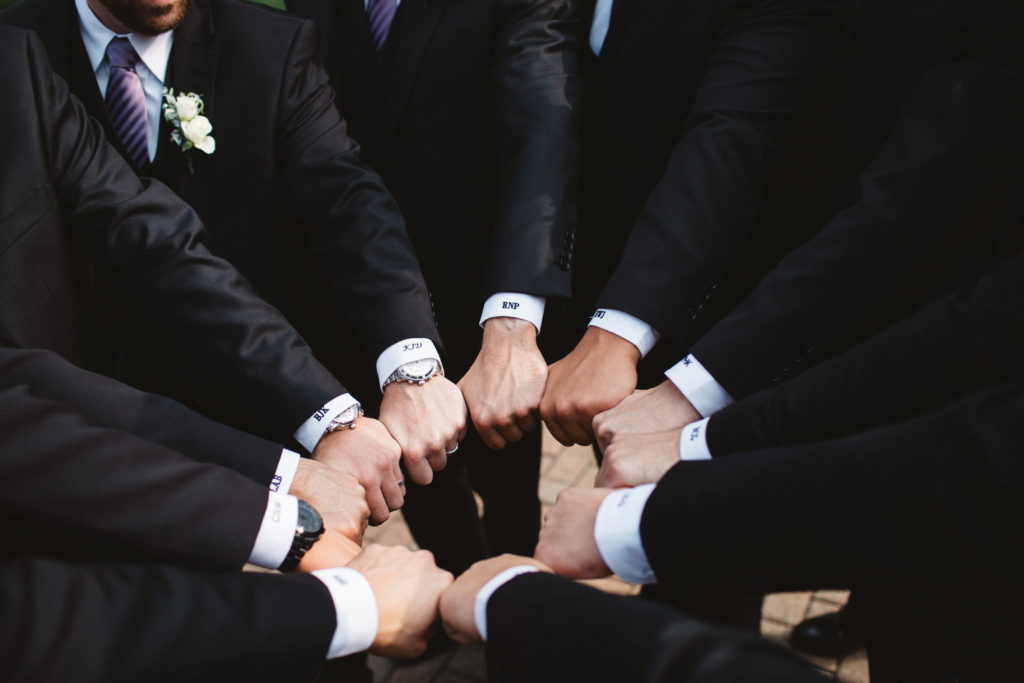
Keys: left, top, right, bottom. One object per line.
{"left": 596, "top": 428, "right": 683, "bottom": 488}
{"left": 297, "top": 529, "right": 362, "bottom": 572}
{"left": 291, "top": 458, "right": 370, "bottom": 544}
{"left": 440, "top": 554, "right": 552, "bottom": 643}
{"left": 540, "top": 327, "right": 640, "bottom": 446}
{"left": 347, "top": 545, "right": 454, "bottom": 658}
{"left": 379, "top": 377, "right": 468, "bottom": 485}
{"left": 534, "top": 487, "right": 613, "bottom": 579}
{"left": 593, "top": 381, "right": 699, "bottom": 451}
{"left": 458, "top": 317, "right": 547, "bottom": 449}
{"left": 312, "top": 417, "right": 404, "bottom": 524}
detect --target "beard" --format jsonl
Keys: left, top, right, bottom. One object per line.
{"left": 98, "top": 0, "right": 191, "bottom": 35}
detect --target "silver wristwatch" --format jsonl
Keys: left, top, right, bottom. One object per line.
{"left": 323, "top": 401, "right": 363, "bottom": 435}
{"left": 383, "top": 358, "right": 442, "bottom": 389}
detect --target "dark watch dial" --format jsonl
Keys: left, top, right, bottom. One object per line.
{"left": 278, "top": 500, "right": 325, "bottom": 572}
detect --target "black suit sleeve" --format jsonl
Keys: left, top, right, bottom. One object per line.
{"left": 0, "top": 346, "right": 283, "bottom": 485}
{"left": 0, "top": 380, "right": 269, "bottom": 570}
{"left": 484, "top": 0, "right": 581, "bottom": 298}
{"left": 595, "top": 0, "right": 849, "bottom": 342}
{"left": 277, "top": 19, "right": 442, "bottom": 359}
{"left": 690, "top": 63, "right": 1024, "bottom": 398}
{"left": 640, "top": 384, "right": 1024, "bottom": 596}
{"left": 1, "top": 558, "right": 335, "bottom": 683}
{"left": 19, "top": 26, "right": 347, "bottom": 434}
{"left": 705, "top": 251, "right": 1024, "bottom": 456}
{"left": 486, "top": 572, "right": 825, "bottom": 682}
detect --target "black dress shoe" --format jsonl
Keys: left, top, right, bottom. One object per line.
{"left": 789, "top": 604, "right": 864, "bottom": 658}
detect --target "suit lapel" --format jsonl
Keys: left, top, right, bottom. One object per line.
{"left": 386, "top": 0, "right": 446, "bottom": 133}
{"left": 156, "top": 0, "right": 217, "bottom": 207}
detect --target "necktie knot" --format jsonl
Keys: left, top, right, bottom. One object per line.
{"left": 106, "top": 37, "right": 140, "bottom": 71}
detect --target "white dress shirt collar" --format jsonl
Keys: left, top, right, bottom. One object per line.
{"left": 75, "top": 0, "right": 173, "bottom": 82}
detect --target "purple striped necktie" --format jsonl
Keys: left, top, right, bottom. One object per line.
{"left": 105, "top": 37, "right": 149, "bottom": 170}
{"left": 366, "top": 0, "right": 397, "bottom": 54}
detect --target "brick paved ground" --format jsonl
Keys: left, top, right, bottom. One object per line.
{"left": 364, "top": 432, "right": 869, "bottom": 682}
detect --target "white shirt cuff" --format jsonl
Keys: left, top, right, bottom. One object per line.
{"left": 294, "top": 394, "right": 360, "bottom": 453}
{"left": 247, "top": 492, "right": 298, "bottom": 570}
{"left": 479, "top": 293, "right": 546, "bottom": 334}
{"left": 269, "top": 449, "right": 301, "bottom": 493}
{"left": 473, "top": 565, "right": 541, "bottom": 641}
{"left": 664, "top": 355, "right": 733, "bottom": 417}
{"left": 311, "top": 567, "right": 379, "bottom": 658}
{"left": 588, "top": 309, "right": 661, "bottom": 358}
{"left": 375, "top": 338, "right": 443, "bottom": 391}
{"left": 594, "top": 484, "right": 657, "bottom": 585}
{"left": 679, "top": 417, "right": 713, "bottom": 461}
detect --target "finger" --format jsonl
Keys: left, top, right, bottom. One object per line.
{"left": 405, "top": 453, "right": 435, "bottom": 485}
{"left": 497, "top": 420, "right": 525, "bottom": 444}
{"left": 563, "top": 415, "right": 593, "bottom": 446}
{"left": 381, "top": 477, "right": 405, "bottom": 511}
{"left": 516, "top": 411, "right": 540, "bottom": 434}
{"left": 545, "top": 417, "right": 575, "bottom": 447}
{"left": 426, "top": 450, "right": 448, "bottom": 473}
{"left": 474, "top": 417, "right": 507, "bottom": 450}
{"left": 365, "top": 487, "right": 390, "bottom": 525}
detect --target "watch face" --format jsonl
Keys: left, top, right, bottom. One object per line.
{"left": 401, "top": 358, "right": 438, "bottom": 380}
{"left": 335, "top": 404, "right": 360, "bottom": 424}
{"left": 297, "top": 501, "right": 324, "bottom": 535}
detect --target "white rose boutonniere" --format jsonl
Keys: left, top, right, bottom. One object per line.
{"left": 161, "top": 87, "right": 215, "bottom": 172}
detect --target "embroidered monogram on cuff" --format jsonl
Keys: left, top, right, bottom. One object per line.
{"left": 664, "top": 354, "right": 733, "bottom": 417}
{"left": 375, "top": 338, "right": 443, "bottom": 392}
{"left": 294, "top": 394, "right": 360, "bottom": 453}
{"left": 248, "top": 492, "right": 299, "bottom": 570}
{"left": 678, "top": 417, "right": 713, "bottom": 461}
{"left": 479, "top": 293, "right": 546, "bottom": 334}
{"left": 593, "top": 485, "right": 657, "bottom": 585}
{"left": 473, "top": 565, "right": 541, "bottom": 641}
{"left": 588, "top": 308, "right": 661, "bottom": 358}
{"left": 311, "top": 567, "right": 379, "bottom": 658}
{"left": 269, "top": 449, "right": 302, "bottom": 493}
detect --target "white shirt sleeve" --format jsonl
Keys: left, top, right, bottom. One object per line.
{"left": 678, "top": 417, "right": 713, "bottom": 461}
{"left": 293, "top": 393, "right": 361, "bottom": 454}
{"left": 479, "top": 293, "right": 546, "bottom": 334}
{"left": 664, "top": 354, "right": 733, "bottom": 417}
{"left": 247, "top": 492, "right": 298, "bottom": 570}
{"left": 588, "top": 309, "right": 661, "bottom": 358}
{"left": 311, "top": 567, "right": 380, "bottom": 658}
{"left": 268, "top": 449, "right": 301, "bottom": 494}
{"left": 473, "top": 565, "right": 541, "bottom": 641}
{"left": 375, "top": 338, "right": 444, "bottom": 391}
{"left": 593, "top": 484, "right": 658, "bottom": 585}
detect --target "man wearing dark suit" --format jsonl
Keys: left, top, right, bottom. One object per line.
{"left": 437, "top": 555, "right": 828, "bottom": 683}
{"left": 539, "top": 0, "right": 851, "bottom": 446}
{"left": 537, "top": 381, "right": 1024, "bottom": 682}
{"left": 287, "top": 0, "right": 582, "bottom": 570}
{"left": 592, "top": 2, "right": 1024, "bottom": 454}
{"left": 2, "top": 546, "right": 450, "bottom": 682}
{"left": 1, "top": 0, "right": 472, "bottom": 522}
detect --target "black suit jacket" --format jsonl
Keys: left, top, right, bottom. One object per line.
{"left": 640, "top": 384, "right": 1024, "bottom": 680}
{"left": 0, "top": 346, "right": 285, "bottom": 486}
{"left": 688, "top": 3, "right": 1024, "bottom": 397}
{"left": 0, "top": 24, "right": 345, "bottom": 436}
{"left": 2, "top": 557, "right": 335, "bottom": 683}
{"left": 575, "top": 0, "right": 850, "bottom": 346}
{"left": 485, "top": 572, "right": 826, "bottom": 682}
{"left": 706, "top": 250, "right": 1024, "bottom": 456}
{"left": 288, "top": 0, "right": 580, "bottom": 375}
{"left": 2, "top": 0, "right": 439, "bottom": 427}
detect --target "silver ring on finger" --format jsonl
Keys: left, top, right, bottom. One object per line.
{"left": 396, "top": 479, "right": 405, "bottom": 487}
{"left": 445, "top": 443, "right": 459, "bottom": 455}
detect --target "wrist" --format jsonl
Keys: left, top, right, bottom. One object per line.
{"left": 482, "top": 316, "right": 539, "bottom": 346}
{"left": 581, "top": 326, "right": 642, "bottom": 365}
